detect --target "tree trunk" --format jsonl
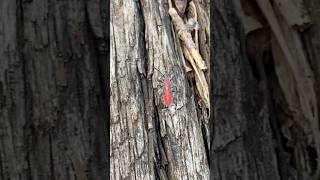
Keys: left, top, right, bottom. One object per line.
{"left": 111, "top": 0, "right": 320, "bottom": 179}
{"left": 0, "top": 1, "right": 108, "bottom": 179}
{"left": 110, "top": 0, "right": 210, "bottom": 179}
{"left": 2, "top": 0, "right": 320, "bottom": 180}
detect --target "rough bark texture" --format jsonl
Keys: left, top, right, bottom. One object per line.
{"left": 0, "top": 0, "right": 108, "bottom": 179}
{"left": 110, "top": 0, "right": 210, "bottom": 179}
{"left": 211, "top": 0, "right": 280, "bottom": 179}
{"left": 3, "top": 0, "right": 320, "bottom": 179}
{"left": 212, "top": 0, "right": 320, "bottom": 180}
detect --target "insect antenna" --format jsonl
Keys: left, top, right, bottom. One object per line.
{"left": 153, "top": 67, "right": 167, "bottom": 80}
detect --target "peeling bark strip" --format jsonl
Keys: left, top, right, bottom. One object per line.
{"left": 0, "top": 0, "right": 108, "bottom": 179}
{"left": 111, "top": 0, "right": 209, "bottom": 179}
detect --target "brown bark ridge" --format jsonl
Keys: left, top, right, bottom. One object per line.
{"left": 111, "top": 0, "right": 209, "bottom": 179}
{"left": 0, "top": 0, "right": 108, "bottom": 179}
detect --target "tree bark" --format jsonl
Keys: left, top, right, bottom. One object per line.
{"left": 211, "top": 1, "right": 280, "bottom": 179}
{"left": 110, "top": 0, "right": 210, "bottom": 179}
{"left": 211, "top": 0, "right": 320, "bottom": 180}
{"left": 2, "top": 0, "right": 320, "bottom": 180}
{"left": 0, "top": 0, "right": 108, "bottom": 179}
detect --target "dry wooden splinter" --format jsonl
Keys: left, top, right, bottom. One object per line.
{"left": 183, "top": 46, "right": 209, "bottom": 107}
{"left": 169, "top": 7, "right": 207, "bottom": 70}
{"left": 168, "top": 1, "right": 209, "bottom": 108}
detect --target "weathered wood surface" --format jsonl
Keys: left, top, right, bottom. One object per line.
{"left": 0, "top": 0, "right": 108, "bottom": 179}
{"left": 2, "top": 0, "right": 320, "bottom": 179}
{"left": 111, "top": 0, "right": 209, "bottom": 179}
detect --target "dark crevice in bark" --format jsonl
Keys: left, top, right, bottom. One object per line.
{"left": 100, "top": 0, "right": 109, "bottom": 33}
{"left": 136, "top": 0, "right": 149, "bottom": 137}
{"left": 93, "top": 48, "right": 109, "bottom": 176}
{"left": 17, "top": 0, "right": 32, "bottom": 179}
{"left": 98, "top": 3, "right": 110, "bottom": 174}
{"left": 83, "top": 4, "right": 108, "bottom": 176}
{"left": 65, "top": 166, "right": 70, "bottom": 180}
{"left": 307, "top": 146, "right": 318, "bottom": 174}
{"left": 139, "top": 76, "right": 149, "bottom": 142}
{"left": 70, "top": 158, "right": 77, "bottom": 180}
{"left": 75, "top": 67, "right": 85, "bottom": 119}
{"left": 201, "top": 115, "right": 210, "bottom": 167}
{"left": 139, "top": 0, "right": 156, "bottom": 82}
{"left": 258, "top": 58, "right": 289, "bottom": 180}
{"left": 25, "top": 130, "right": 32, "bottom": 180}
{"left": 154, "top": 102, "right": 163, "bottom": 172}
{"left": 0, "top": 152, "right": 4, "bottom": 180}
{"left": 49, "top": 133, "right": 55, "bottom": 180}
{"left": 138, "top": 0, "right": 163, "bottom": 179}
{"left": 137, "top": 0, "right": 148, "bottom": 76}
{"left": 153, "top": 160, "right": 161, "bottom": 180}
{"left": 154, "top": 95, "right": 169, "bottom": 179}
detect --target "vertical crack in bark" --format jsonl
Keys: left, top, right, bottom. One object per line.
{"left": 49, "top": 133, "right": 56, "bottom": 180}
{"left": 98, "top": 1, "right": 110, "bottom": 174}
{"left": 137, "top": 0, "right": 163, "bottom": 179}
{"left": 0, "top": 151, "right": 4, "bottom": 180}
{"left": 83, "top": 3, "right": 108, "bottom": 176}
{"left": 17, "top": 0, "right": 30, "bottom": 178}
{"left": 154, "top": 95, "right": 169, "bottom": 179}
{"left": 201, "top": 121, "right": 210, "bottom": 166}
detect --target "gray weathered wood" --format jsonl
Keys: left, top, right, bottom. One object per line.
{"left": 110, "top": 0, "right": 210, "bottom": 179}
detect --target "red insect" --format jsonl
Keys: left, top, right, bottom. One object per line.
{"left": 162, "top": 78, "right": 173, "bottom": 107}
